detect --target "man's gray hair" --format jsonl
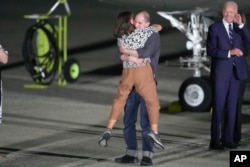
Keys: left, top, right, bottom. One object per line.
{"left": 223, "top": 1, "right": 238, "bottom": 11}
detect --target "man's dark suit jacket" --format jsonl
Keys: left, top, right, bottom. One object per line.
{"left": 207, "top": 21, "right": 250, "bottom": 82}
{"left": 206, "top": 20, "right": 250, "bottom": 145}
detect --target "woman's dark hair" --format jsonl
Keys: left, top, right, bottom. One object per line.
{"left": 238, "top": 11, "right": 247, "bottom": 24}
{"left": 113, "top": 11, "right": 134, "bottom": 38}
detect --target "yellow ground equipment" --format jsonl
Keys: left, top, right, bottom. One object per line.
{"left": 23, "top": 0, "right": 80, "bottom": 87}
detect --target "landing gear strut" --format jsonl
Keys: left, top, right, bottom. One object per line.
{"left": 158, "top": 9, "right": 214, "bottom": 111}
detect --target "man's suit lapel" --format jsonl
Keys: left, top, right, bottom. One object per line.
{"left": 218, "top": 21, "right": 231, "bottom": 44}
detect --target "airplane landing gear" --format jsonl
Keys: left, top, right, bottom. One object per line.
{"left": 178, "top": 77, "right": 212, "bottom": 112}
{"left": 157, "top": 9, "right": 214, "bottom": 112}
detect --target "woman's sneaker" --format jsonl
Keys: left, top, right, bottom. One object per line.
{"left": 147, "top": 131, "right": 165, "bottom": 150}
{"left": 98, "top": 130, "right": 112, "bottom": 147}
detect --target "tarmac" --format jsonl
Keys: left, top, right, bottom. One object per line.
{"left": 0, "top": 0, "right": 250, "bottom": 167}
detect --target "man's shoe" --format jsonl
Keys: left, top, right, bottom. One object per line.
{"left": 223, "top": 143, "right": 238, "bottom": 149}
{"left": 141, "top": 156, "right": 153, "bottom": 166}
{"left": 115, "top": 155, "right": 139, "bottom": 164}
{"left": 147, "top": 131, "right": 165, "bottom": 150}
{"left": 209, "top": 143, "right": 224, "bottom": 150}
{"left": 98, "top": 130, "right": 111, "bottom": 147}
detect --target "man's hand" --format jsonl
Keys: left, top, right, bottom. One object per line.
{"left": 129, "top": 57, "right": 144, "bottom": 64}
{"left": 119, "top": 45, "right": 139, "bottom": 57}
{"left": 119, "top": 45, "right": 127, "bottom": 54}
{"left": 120, "top": 54, "right": 144, "bottom": 64}
{"left": 230, "top": 48, "right": 243, "bottom": 57}
{"left": 234, "top": 13, "right": 243, "bottom": 25}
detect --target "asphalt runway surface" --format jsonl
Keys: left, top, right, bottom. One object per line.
{"left": 0, "top": 0, "right": 250, "bottom": 167}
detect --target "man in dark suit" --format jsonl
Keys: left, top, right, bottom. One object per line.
{"left": 206, "top": 1, "right": 250, "bottom": 150}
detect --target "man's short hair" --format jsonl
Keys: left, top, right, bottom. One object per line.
{"left": 137, "top": 10, "right": 150, "bottom": 22}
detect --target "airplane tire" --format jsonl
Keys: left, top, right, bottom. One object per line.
{"left": 178, "top": 77, "right": 212, "bottom": 112}
{"left": 63, "top": 58, "right": 80, "bottom": 83}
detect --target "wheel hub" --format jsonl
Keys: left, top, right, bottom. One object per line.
{"left": 184, "top": 84, "right": 204, "bottom": 107}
